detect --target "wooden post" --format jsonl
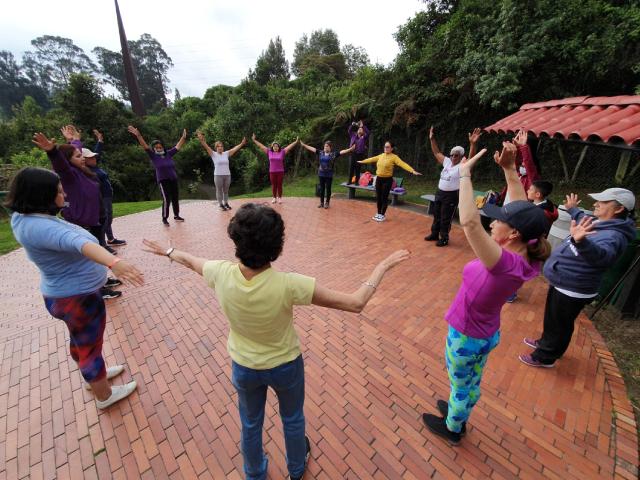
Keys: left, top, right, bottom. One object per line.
{"left": 615, "top": 151, "right": 631, "bottom": 184}
{"left": 571, "top": 145, "right": 589, "bottom": 182}
{"left": 556, "top": 143, "right": 570, "bottom": 182}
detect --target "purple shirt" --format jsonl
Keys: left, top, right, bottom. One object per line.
{"left": 267, "top": 150, "right": 286, "bottom": 173}
{"left": 348, "top": 124, "right": 370, "bottom": 154}
{"left": 146, "top": 147, "right": 178, "bottom": 183}
{"left": 445, "top": 249, "right": 540, "bottom": 338}
{"left": 48, "top": 143, "right": 100, "bottom": 227}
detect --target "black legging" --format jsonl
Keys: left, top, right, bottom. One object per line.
{"left": 318, "top": 176, "right": 333, "bottom": 204}
{"left": 349, "top": 152, "right": 366, "bottom": 184}
{"left": 159, "top": 179, "right": 180, "bottom": 219}
{"left": 375, "top": 176, "right": 394, "bottom": 215}
{"left": 430, "top": 188, "right": 459, "bottom": 240}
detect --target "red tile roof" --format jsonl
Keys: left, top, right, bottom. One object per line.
{"left": 485, "top": 96, "right": 640, "bottom": 145}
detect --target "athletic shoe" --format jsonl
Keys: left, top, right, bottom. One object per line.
{"left": 422, "top": 413, "right": 461, "bottom": 446}
{"left": 372, "top": 214, "right": 381, "bottom": 221}
{"left": 289, "top": 436, "right": 311, "bottom": 480}
{"left": 104, "top": 278, "right": 122, "bottom": 288}
{"left": 101, "top": 287, "right": 122, "bottom": 300}
{"left": 324, "top": 203, "right": 329, "bottom": 209}
{"left": 272, "top": 198, "right": 277, "bottom": 204}
{"left": 219, "top": 205, "right": 227, "bottom": 211}
{"left": 277, "top": 198, "right": 283, "bottom": 204}
{"left": 85, "top": 365, "right": 125, "bottom": 390}
{"left": 424, "top": 233, "right": 439, "bottom": 241}
{"left": 162, "top": 218, "right": 170, "bottom": 226}
{"left": 523, "top": 337, "right": 540, "bottom": 349}
{"left": 436, "top": 399, "right": 466, "bottom": 436}
{"left": 436, "top": 238, "right": 449, "bottom": 247}
{"left": 318, "top": 203, "right": 324, "bottom": 208}
{"left": 506, "top": 293, "right": 518, "bottom": 303}
{"left": 105, "top": 246, "right": 118, "bottom": 255}
{"left": 378, "top": 215, "right": 386, "bottom": 222}
{"left": 174, "top": 216, "right": 185, "bottom": 222}
{"left": 518, "top": 354, "right": 554, "bottom": 368}
{"left": 107, "top": 239, "right": 127, "bottom": 246}
{"left": 96, "top": 381, "right": 137, "bottom": 409}
{"left": 224, "top": 204, "right": 232, "bottom": 210}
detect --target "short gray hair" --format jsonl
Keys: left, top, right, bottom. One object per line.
{"left": 450, "top": 146, "right": 465, "bottom": 157}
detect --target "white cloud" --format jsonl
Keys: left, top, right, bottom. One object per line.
{"left": 0, "top": 0, "right": 423, "bottom": 97}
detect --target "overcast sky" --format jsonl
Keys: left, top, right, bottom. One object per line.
{"left": 1, "top": 0, "right": 424, "bottom": 98}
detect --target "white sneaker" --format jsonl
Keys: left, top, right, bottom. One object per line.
{"left": 96, "top": 381, "right": 137, "bottom": 409}
{"left": 84, "top": 365, "right": 125, "bottom": 390}
{"left": 372, "top": 214, "right": 381, "bottom": 221}
{"left": 277, "top": 197, "right": 283, "bottom": 204}
{"left": 271, "top": 198, "right": 277, "bottom": 204}
{"left": 379, "top": 215, "right": 386, "bottom": 222}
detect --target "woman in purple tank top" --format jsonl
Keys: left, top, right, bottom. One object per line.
{"left": 251, "top": 133, "right": 299, "bottom": 204}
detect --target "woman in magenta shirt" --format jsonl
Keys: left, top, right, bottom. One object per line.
{"left": 251, "top": 134, "right": 299, "bottom": 204}
{"left": 422, "top": 141, "right": 551, "bottom": 445}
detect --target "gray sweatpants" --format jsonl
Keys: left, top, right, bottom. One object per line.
{"left": 214, "top": 175, "right": 231, "bottom": 205}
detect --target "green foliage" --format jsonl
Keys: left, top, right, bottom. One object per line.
{"left": 249, "top": 37, "right": 290, "bottom": 85}
{"left": 8, "top": 148, "right": 49, "bottom": 169}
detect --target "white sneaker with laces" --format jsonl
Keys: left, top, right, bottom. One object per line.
{"left": 84, "top": 365, "right": 125, "bottom": 390}
{"left": 379, "top": 215, "right": 386, "bottom": 222}
{"left": 96, "top": 381, "right": 137, "bottom": 410}
{"left": 372, "top": 214, "right": 381, "bottom": 221}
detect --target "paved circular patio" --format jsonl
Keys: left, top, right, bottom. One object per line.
{"left": 0, "top": 197, "right": 637, "bottom": 479}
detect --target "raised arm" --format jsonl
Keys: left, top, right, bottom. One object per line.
{"left": 61, "top": 125, "right": 83, "bottom": 151}
{"left": 251, "top": 133, "right": 269, "bottom": 154}
{"left": 33, "top": 133, "right": 70, "bottom": 174}
{"left": 311, "top": 250, "right": 410, "bottom": 312}
{"left": 142, "top": 239, "right": 208, "bottom": 276}
{"left": 429, "top": 126, "right": 445, "bottom": 164}
{"left": 468, "top": 128, "right": 482, "bottom": 159}
{"left": 458, "top": 147, "right": 504, "bottom": 269}
{"left": 339, "top": 145, "right": 355, "bottom": 156}
{"left": 494, "top": 139, "right": 527, "bottom": 202}
{"left": 284, "top": 137, "right": 299, "bottom": 154}
{"left": 513, "top": 129, "right": 539, "bottom": 181}
{"left": 127, "top": 125, "right": 150, "bottom": 150}
{"left": 92, "top": 129, "right": 104, "bottom": 158}
{"left": 300, "top": 141, "right": 317, "bottom": 154}
{"left": 228, "top": 137, "right": 247, "bottom": 157}
{"left": 196, "top": 130, "right": 214, "bottom": 157}
{"left": 175, "top": 129, "right": 187, "bottom": 150}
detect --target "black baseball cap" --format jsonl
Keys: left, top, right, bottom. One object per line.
{"left": 482, "top": 200, "right": 548, "bottom": 241}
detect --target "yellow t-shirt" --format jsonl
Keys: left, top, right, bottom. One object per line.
{"left": 360, "top": 153, "right": 415, "bottom": 177}
{"left": 202, "top": 260, "right": 316, "bottom": 370}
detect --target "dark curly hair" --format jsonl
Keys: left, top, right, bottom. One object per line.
{"left": 4, "top": 167, "right": 61, "bottom": 215}
{"left": 227, "top": 203, "right": 285, "bottom": 268}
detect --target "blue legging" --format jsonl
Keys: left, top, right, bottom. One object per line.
{"left": 445, "top": 325, "right": 500, "bottom": 433}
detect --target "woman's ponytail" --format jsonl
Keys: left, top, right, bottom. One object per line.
{"left": 527, "top": 236, "right": 552, "bottom": 262}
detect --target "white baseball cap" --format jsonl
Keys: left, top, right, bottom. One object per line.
{"left": 81, "top": 148, "right": 97, "bottom": 158}
{"left": 589, "top": 188, "right": 635, "bottom": 211}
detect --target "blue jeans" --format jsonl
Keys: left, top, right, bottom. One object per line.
{"left": 231, "top": 355, "right": 306, "bottom": 480}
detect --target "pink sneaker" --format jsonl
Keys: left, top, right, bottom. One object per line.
{"left": 518, "top": 354, "right": 554, "bottom": 368}
{"left": 523, "top": 337, "right": 539, "bottom": 349}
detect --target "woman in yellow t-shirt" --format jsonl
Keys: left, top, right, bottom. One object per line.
{"left": 142, "top": 203, "right": 409, "bottom": 480}
{"left": 359, "top": 141, "right": 422, "bottom": 222}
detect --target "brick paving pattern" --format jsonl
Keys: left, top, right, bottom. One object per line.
{"left": 0, "top": 197, "right": 637, "bottom": 479}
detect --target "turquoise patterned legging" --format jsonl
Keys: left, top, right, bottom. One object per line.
{"left": 445, "top": 325, "right": 500, "bottom": 433}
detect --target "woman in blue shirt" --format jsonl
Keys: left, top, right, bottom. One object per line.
{"left": 6, "top": 150, "right": 144, "bottom": 410}
{"left": 300, "top": 140, "right": 354, "bottom": 208}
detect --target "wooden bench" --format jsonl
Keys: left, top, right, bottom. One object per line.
{"left": 340, "top": 177, "right": 406, "bottom": 205}
{"left": 421, "top": 191, "right": 490, "bottom": 218}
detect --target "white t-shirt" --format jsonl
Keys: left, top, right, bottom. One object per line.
{"left": 211, "top": 151, "right": 231, "bottom": 176}
{"left": 438, "top": 156, "right": 460, "bottom": 191}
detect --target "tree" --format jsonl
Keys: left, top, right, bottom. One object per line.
{"left": 0, "top": 51, "right": 48, "bottom": 118}
{"left": 55, "top": 74, "right": 103, "bottom": 132}
{"left": 292, "top": 29, "right": 342, "bottom": 77}
{"left": 249, "top": 37, "right": 290, "bottom": 85}
{"left": 93, "top": 33, "right": 173, "bottom": 111}
{"left": 341, "top": 44, "right": 370, "bottom": 78}
{"left": 22, "top": 36, "right": 96, "bottom": 95}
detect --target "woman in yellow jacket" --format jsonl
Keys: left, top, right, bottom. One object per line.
{"left": 359, "top": 141, "right": 422, "bottom": 222}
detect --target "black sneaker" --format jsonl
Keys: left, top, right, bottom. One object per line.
{"left": 422, "top": 413, "right": 461, "bottom": 446}
{"left": 104, "top": 278, "right": 123, "bottom": 288}
{"left": 436, "top": 400, "right": 466, "bottom": 436}
{"left": 424, "top": 233, "right": 439, "bottom": 241}
{"left": 289, "top": 436, "right": 311, "bottom": 480}
{"left": 162, "top": 218, "right": 170, "bottom": 226}
{"left": 224, "top": 204, "right": 232, "bottom": 210}
{"left": 317, "top": 203, "right": 323, "bottom": 208}
{"left": 174, "top": 216, "right": 185, "bottom": 222}
{"left": 219, "top": 204, "right": 227, "bottom": 211}
{"left": 105, "top": 246, "right": 118, "bottom": 255}
{"left": 107, "top": 239, "right": 127, "bottom": 246}
{"left": 436, "top": 238, "right": 449, "bottom": 247}
{"left": 101, "top": 287, "right": 122, "bottom": 300}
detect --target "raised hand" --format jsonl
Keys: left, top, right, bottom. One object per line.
{"left": 61, "top": 125, "right": 80, "bottom": 141}
{"left": 493, "top": 141, "right": 517, "bottom": 170}
{"left": 468, "top": 128, "right": 482, "bottom": 144}
{"left": 241, "top": 137, "right": 247, "bottom": 145}
{"left": 111, "top": 260, "right": 144, "bottom": 286}
{"left": 569, "top": 216, "right": 595, "bottom": 243}
{"left": 513, "top": 129, "right": 528, "bottom": 146}
{"left": 32, "top": 132, "right": 56, "bottom": 152}
{"left": 429, "top": 126, "right": 435, "bottom": 139}
{"left": 127, "top": 125, "right": 140, "bottom": 136}
{"left": 142, "top": 238, "right": 169, "bottom": 257}
{"left": 459, "top": 148, "right": 487, "bottom": 176}
{"left": 93, "top": 129, "right": 104, "bottom": 142}
{"left": 381, "top": 249, "right": 411, "bottom": 270}
{"left": 181, "top": 129, "right": 187, "bottom": 138}
{"left": 252, "top": 133, "right": 257, "bottom": 141}
{"left": 564, "top": 193, "right": 581, "bottom": 210}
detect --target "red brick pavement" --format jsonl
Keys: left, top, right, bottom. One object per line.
{"left": 0, "top": 197, "right": 637, "bottom": 479}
